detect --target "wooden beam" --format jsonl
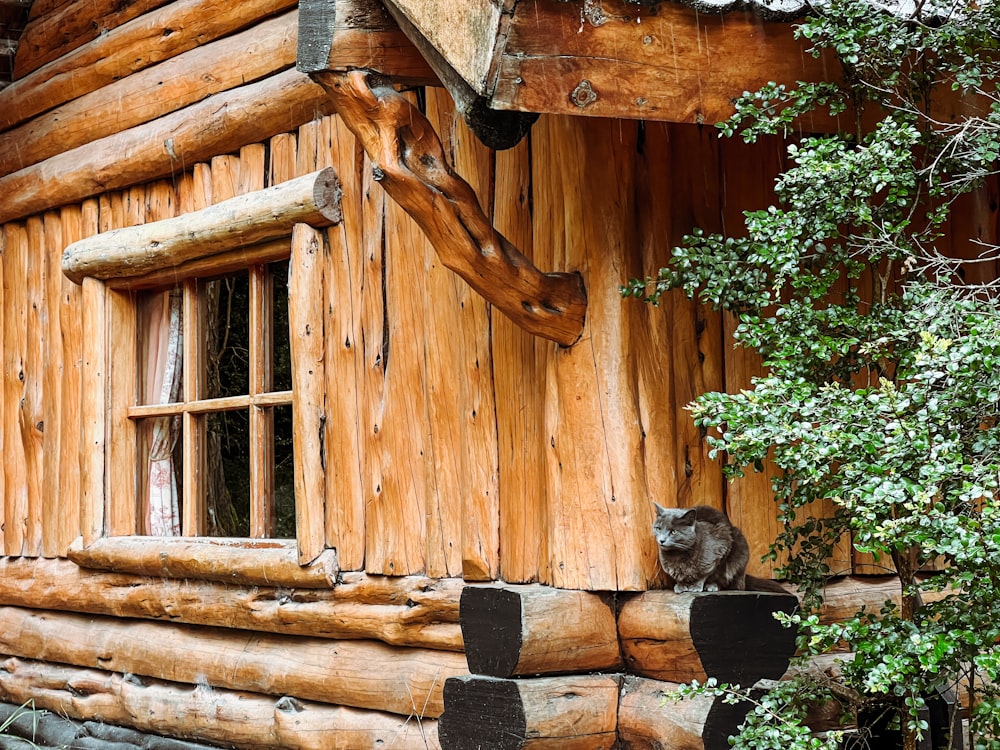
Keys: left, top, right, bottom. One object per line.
{"left": 617, "top": 590, "right": 798, "bottom": 684}
{"left": 0, "top": 656, "right": 442, "bottom": 750}
{"left": 459, "top": 584, "right": 622, "bottom": 677}
{"left": 68, "top": 535, "right": 340, "bottom": 588}
{"left": 490, "top": 0, "right": 835, "bottom": 126}
{"left": 0, "top": 0, "right": 296, "bottom": 134}
{"left": 0, "top": 68, "right": 336, "bottom": 226}
{"left": 0, "top": 557, "right": 463, "bottom": 651}
{"left": 438, "top": 674, "right": 620, "bottom": 749}
{"left": 0, "top": 606, "right": 468, "bottom": 718}
{"left": 296, "top": 0, "right": 437, "bottom": 86}
{"left": 311, "top": 69, "right": 587, "bottom": 346}
{"left": 61, "top": 169, "right": 342, "bottom": 284}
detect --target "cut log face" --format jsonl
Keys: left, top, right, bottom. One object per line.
{"left": 459, "top": 584, "right": 622, "bottom": 677}
{"left": 618, "top": 590, "right": 799, "bottom": 685}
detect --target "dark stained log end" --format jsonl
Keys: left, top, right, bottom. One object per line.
{"left": 704, "top": 692, "right": 758, "bottom": 750}
{"left": 459, "top": 586, "right": 523, "bottom": 678}
{"left": 439, "top": 676, "right": 526, "bottom": 750}
{"left": 691, "top": 591, "right": 799, "bottom": 684}
{"left": 296, "top": 0, "right": 335, "bottom": 74}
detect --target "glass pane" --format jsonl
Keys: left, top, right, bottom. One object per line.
{"left": 137, "top": 289, "right": 183, "bottom": 406}
{"left": 273, "top": 404, "right": 295, "bottom": 539}
{"left": 205, "top": 409, "right": 250, "bottom": 537}
{"left": 271, "top": 260, "right": 292, "bottom": 393}
{"left": 204, "top": 272, "right": 250, "bottom": 399}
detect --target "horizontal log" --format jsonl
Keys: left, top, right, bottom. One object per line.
{"left": 0, "top": 557, "right": 463, "bottom": 651}
{"left": 0, "top": 0, "right": 297, "bottom": 133}
{"left": 618, "top": 675, "right": 754, "bottom": 750}
{"left": 0, "top": 68, "right": 336, "bottom": 225}
{"left": 438, "top": 674, "right": 620, "bottom": 749}
{"left": 617, "top": 590, "right": 798, "bottom": 684}
{"left": 68, "top": 535, "right": 339, "bottom": 588}
{"left": 61, "top": 168, "right": 342, "bottom": 283}
{"left": 0, "top": 11, "right": 299, "bottom": 174}
{"left": 0, "top": 606, "right": 468, "bottom": 718}
{"left": 459, "top": 584, "right": 621, "bottom": 677}
{"left": 296, "top": 0, "right": 437, "bottom": 85}
{"left": 312, "top": 69, "right": 588, "bottom": 346}
{"left": 0, "top": 656, "right": 441, "bottom": 749}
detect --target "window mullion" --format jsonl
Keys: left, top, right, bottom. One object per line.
{"left": 181, "top": 278, "right": 205, "bottom": 536}
{"left": 249, "top": 264, "right": 275, "bottom": 538}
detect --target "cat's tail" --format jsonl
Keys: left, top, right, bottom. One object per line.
{"left": 745, "top": 575, "right": 792, "bottom": 595}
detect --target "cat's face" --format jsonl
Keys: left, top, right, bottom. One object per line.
{"left": 652, "top": 504, "right": 697, "bottom": 552}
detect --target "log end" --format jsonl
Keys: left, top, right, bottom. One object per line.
{"left": 312, "top": 166, "right": 343, "bottom": 225}
{"left": 459, "top": 586, "right": 524, "bottom": 677}
{"left": 438, "top": 676, "right": 526, "bottom": 750}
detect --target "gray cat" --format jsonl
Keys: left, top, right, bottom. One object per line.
{"left": 652, "top": 503, "right": 750, "bottom": 593}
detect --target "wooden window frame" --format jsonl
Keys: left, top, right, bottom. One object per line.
{"left": 62, "top": 170, "right": 340, "bottom": 567}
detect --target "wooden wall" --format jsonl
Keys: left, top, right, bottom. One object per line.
{"left": 1, "top": 0, "right": 996, "bottom": 593}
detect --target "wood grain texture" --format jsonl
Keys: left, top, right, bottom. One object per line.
{"left": 0, "top": 556, "right": 462, "bottom": 651}
{"left": 311, "top": 70, "right": 587, "bottom": 346}
{"left": 0, "top": 0, "right": 296, "bottom": 134}
{"left": 0, "top": 657, "right": 442, "bottom": 750}
{"left": 290, "top": 223, "right": 329, "bottom": 564}
{"left": 3, "top": 223, "right": 27, "bottom": 556}
{"left": 41, "top": 211, "right": 63, "bottom": 558}
{"left": 0, "top": 606, "right": 468, "bottom": 718}
{"left": 22, "top": 216, "right": 46, "bottom": 557}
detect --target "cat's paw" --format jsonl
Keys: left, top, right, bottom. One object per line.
{"left": 705, "top": 583, "right": 720, "bottom": 592}
{"left": 673, "top": 583, "right": 704, "bottom": 593}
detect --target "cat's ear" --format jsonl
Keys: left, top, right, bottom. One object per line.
{"left": 678, "top": 508, "right": 697, "bottom": 524}
{"left": 652, "top": 502, "right": 669, "bottom": 515}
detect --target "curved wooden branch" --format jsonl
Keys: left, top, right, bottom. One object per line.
{"left": 311, "top": 69, "right": 587, "bottom": 346}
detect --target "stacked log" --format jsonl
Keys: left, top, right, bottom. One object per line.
{"left": 439, "top": 584, "right": 799, "bottom": 750}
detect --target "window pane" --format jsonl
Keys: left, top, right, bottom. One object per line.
{"left": 205, "top": 272, "right": 250, "bottom": 400}
{"left": 206, "top": 409, "right": 250, "bottom": 537}
{"left": 137, "top": 290, "right": 183, "bottom": 406}
{"left": 135, "top": 416, "right": 183, "bottom": 536}
{"left": 271, "top": 260, "right": 292, "bottom": 393}
{"left": 273, "top": 404, "right": 295, "bottom": 539}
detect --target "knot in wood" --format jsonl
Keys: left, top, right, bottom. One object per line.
{"left": 570, "top": 80, "right": 598, "bottom": 109}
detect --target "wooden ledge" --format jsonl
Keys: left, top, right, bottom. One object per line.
{"left": 68, "top": 535, "right": 340, "bottom": 588}
{"left": 311, "top": 69, "right": 588, "bottom": 346}
{"left": 61, "top": 168, "right": 343, "bottom": 284}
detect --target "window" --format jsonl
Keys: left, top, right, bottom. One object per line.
{"left": 130, "top": 262, "right": 294, "bottom": 538}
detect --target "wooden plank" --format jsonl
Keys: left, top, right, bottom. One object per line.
{"left": 491, "top": 0, "right": 835, "bottom": 127}
{"left": 41, "top": 211, "right": 63, "bottom": 558}
{"left": 529, "top": 115, "right": 657, "bottom": 590}
{"left": 0, "top": 12, "right": 299, "bottom": 174}
{"left": 0, "top": 606, "right": 468, "bottom": 718}
{"left": 289, "top": 223, "right": 328, "bottom": 564}
{"left": 0, "top": 556, "right": 461, "bottom": 650}
{"left": 14, "top": 0, "right": 171, "bottom": 79}
{"left": 57, "top": 204, "right": 84, "bottom": 554}
{"left": 297, "top": 0, "right": 437, "bottom": 85}
{"left": 0, "top": 657, "right": 442, "bottom": 750}
{"left": 62, "top": 168, "right": 343, "bottom": 284}
{"left": 3, "top": 223, "right": 27, "bottom": 555}
{"left": 0, "top": 69, "right": 336, "bottom": 225}
{"left": 439, "top": 674, "right": 620, "bottom": 750}
{"left": 106, "top": 289, "right": 138, "bottom": 536}
{"left": 78, "top": 200, "right": 105, "bottom": 547}
{"left": 0, "top": 0, "right": 296, "bottom": 133}
{"left": 492, "top": 124, "right": 547, "bottom": 584}
{"left": 423, "top": 87, "right": 500, "bottom": 581}
{"left": 323, "top": 115, "right": 367, "bottom": 570}
{"left": 22, "top": 216, "right": 46, "bottom": 557}
{"left": 0, "top": 226, "right": 4, "bottom": 553}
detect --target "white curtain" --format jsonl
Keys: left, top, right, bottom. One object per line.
{"left": 144, "top": 290, "right": 183, "bottom": 536}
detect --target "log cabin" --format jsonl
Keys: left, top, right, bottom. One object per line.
{"left": 0, "top": 0, "right": 994, "bottom": 748}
